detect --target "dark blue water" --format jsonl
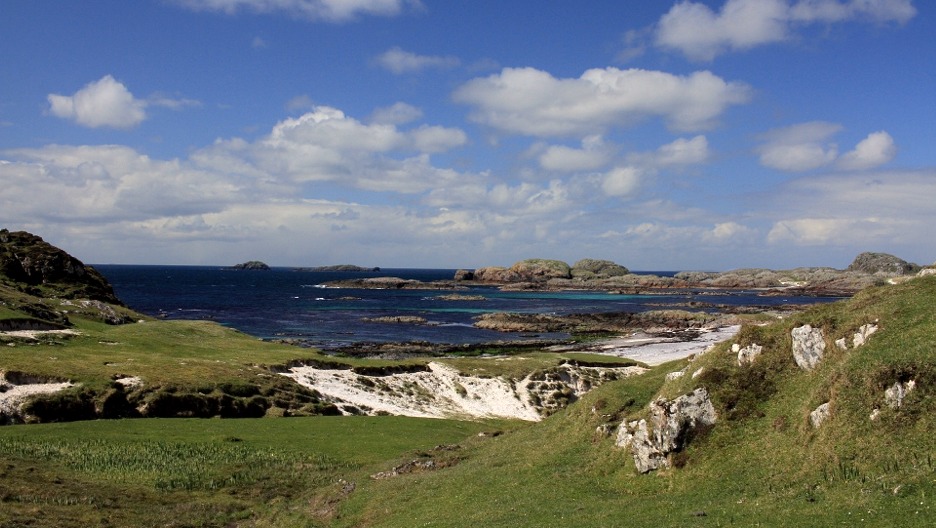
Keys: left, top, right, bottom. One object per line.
{"left": 95, "top": 265, "right": 834, "bottom": 349}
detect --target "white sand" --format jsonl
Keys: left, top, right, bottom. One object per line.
{"left": 1, "top": 329, "right": 82, "bottom": 340}
{"left": 581, "top": 325, "right": 741, "bottom": 366}
{"left": 0, "top": 379, "right": 75, "bottom": 416}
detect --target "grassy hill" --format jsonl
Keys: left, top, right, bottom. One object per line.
{"left": 0, "top": 272, "right": 933, "bottom": 525}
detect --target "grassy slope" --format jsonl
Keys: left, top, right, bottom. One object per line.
{"left": 0, "top": 277, "right": 932, "bottom": 527}
{"left": 333, "top": 276, "right": 936, "bottom": 527}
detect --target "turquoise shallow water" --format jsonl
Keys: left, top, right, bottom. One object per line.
{"left": 95, "top": 265, "right": 835, "bottom": 349}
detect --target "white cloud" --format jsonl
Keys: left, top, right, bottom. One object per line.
{"left": 790, "top": 0, "right": 916, "bottom": 23}
{"left": 837, "top": 130, "right": 896, "bottom": 170}
{"left": 172, "top": 0, "right": 418, "bottom": 22}
{"left": 704, "top": 221, "right": 757, "bottom": 242}
{"left": 48, "top": 75, "right": 147, "bottom": 129}
{"left": 200, "top": 105, "right": 466, "bottom": 193}
{"left": 657, "top": 0, "right": 790, "bottom": 61}
{"left": 370, "top": 102, "right": 423, "bottom": 125}
{"left": 47, "top": 76, "right": 199, "bottom": 129}
{"left": 375, "top": 47, "right": 460, "bottom": 74}
{"left": 453, "top": 67, "right": 750, "bottom": 137}
{"left": 655, "top": 0, "right": 917, "bottom": 61}
{"left": 601, "top": 166, "right": 642, "bottom": 197}
{"left": 538, "top": 136, "right": 612, "bottom": 172}
{"left": 761, "top": 169, "right": 935, "bottom": 252}
{"left": 651, "top": 135, "right": 710, "bottom": 166}
{"left": 757, "top": 121, "right": 842, "bottom": 171}
{"left": 757, "top": 122, "right": 897, "bottom": 172}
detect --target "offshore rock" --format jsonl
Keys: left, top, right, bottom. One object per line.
{"left": 616, "top": 387, "right": 717, "bottom": 473}
{"left": 231, "top": 260, "right": 270, "bottom": 270}
{"left": 792, "top": 325, "right": 826, "bottom": 370}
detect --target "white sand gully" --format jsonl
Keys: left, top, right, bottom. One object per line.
{"left": 283, "top": 326, "right": 739, "bottom": 421}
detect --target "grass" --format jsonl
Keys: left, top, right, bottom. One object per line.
{"left": 2, "top": 275, "right": 934, "bottom": 526}
{"left": 0, "top": 416, "right": 498, "bottom": 527}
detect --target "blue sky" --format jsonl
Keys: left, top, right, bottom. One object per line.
{"left": 1, "top": 0, "right": 933, "bottom": 270}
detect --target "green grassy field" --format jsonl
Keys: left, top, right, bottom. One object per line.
{"left": 1, "top": 276, "right": 934, "bottom": 527}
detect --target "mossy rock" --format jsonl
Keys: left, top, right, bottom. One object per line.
{"left": 509, "top": 259, "right": 572, "bottom": 281}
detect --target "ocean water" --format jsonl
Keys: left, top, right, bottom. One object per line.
{"left": 95, "top": 265, "right": 834, "bottom": 349}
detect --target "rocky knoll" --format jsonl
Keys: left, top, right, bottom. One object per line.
{"left": 0, "top": 229, "right": 122, "bottom": 304}
{"left": 847, "top": 251, "right": 919, "bottom": 275}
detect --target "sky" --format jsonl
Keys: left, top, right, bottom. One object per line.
{"left": 1, "top": 0, "right": 934, "bottom": 270}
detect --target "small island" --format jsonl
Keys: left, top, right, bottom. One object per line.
{"left": 294, "top": 264, "right": 381, "bottom": 272}
{"left": 231, "top": 260, "right": 270, "bottom": 270}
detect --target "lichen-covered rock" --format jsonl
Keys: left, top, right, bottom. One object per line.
{"left": 852, "top": 323, "right": 878, "bottom": 348}
{"left": 792, "top": 325, "right": 826, "bottom": 370}
{"left": 736, "top": 343, "right": 763, "bottom": 366}
{"left": 616, "top": 387, "right": 717, "bottom": 473}
{"left": 810, "top": 402, "right": 831, "bottom": 428}
{"left": 884, "top": 380, "right": 916, "bottom": 409}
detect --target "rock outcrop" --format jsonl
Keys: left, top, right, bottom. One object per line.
{"left": 884, "top": 380, "right": 916, "bottom": 410}
{"left": 847, "top": 252, "right": 918, "bottom": 275}
{"left": 810, "top": 402, "right": 831, "bottom": 428}
{"left": 792, "top": 324, "right": 826, "bottom": 370}
{"left": 735, "top": 343, "right": 763, "bottom": 366}
{"left": 0, "top": 229, "right": 122, "bottom": 304}
{"left": 570, "top": 259, "right": 629, "bottom": 279}
{"left": 616, "top": 387, "right": 717, "bottom": 473}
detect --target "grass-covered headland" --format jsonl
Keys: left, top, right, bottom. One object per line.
{"left": 1, "top": 230, "right": 934, "bottom": 526}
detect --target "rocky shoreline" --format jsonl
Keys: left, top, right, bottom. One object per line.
{"left": 318, "top": 253, "right": 921, "bottom": 297}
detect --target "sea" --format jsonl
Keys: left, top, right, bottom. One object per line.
{"left": 95, "top": 265, "right": 838, "bottom": 350}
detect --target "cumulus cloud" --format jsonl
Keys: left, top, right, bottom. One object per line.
{"left": 375, "top": 47, "right": 460, "bottom": 74}
{"left": 538, "top": 136, "right": 612, "bottom": 172}
{"left": 172, "top": 0, "right": 418, "bottom": 22}
{"left": 601, "top": 166, "right": 643, "bottom": 197}
{"left": 453, "top": 67, "right": 750, "bottom": 137}
{"left": 199, "top": 105, "right": 466, "bottom": 193}
{"left": 47, "top": 75, "right": 199, "bottom": 129}
{"left": 646, "top": 135, "right": 710, "bottom": 167}
{"left": 837, "top": 131, "right": 896, "bottom": 170}
{"left": 757, "top": 122, "right": 896, "bottom": 171}
{"left": 655, "top": 0, "right": 917, "bottom": 61}
{"left": 757, "top": 121, "right": 842, "bottom": 171}
{"left": 369, "top": 102, "right": 423, "bottom": 125}
{"left": 48, "top": 76, "right": 147, "bottom": 129}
